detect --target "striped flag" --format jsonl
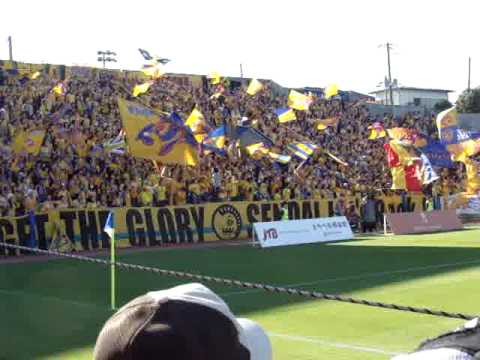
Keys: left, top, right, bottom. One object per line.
{"left": 275, "top": 108, "right": 297, "bottom": 123}
{"left": 287, "top": 142, "right": 318, "bottom": 160}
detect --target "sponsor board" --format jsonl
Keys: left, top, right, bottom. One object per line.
{"left": 385, "top": 210, "right": 463, "bottom": 235}
{"left": 253, "top": 217, "right": 354, "bottom": 248}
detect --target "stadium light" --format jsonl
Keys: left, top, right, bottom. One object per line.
{"left": 97, "top": 50, "right": 117, "bottom": 68}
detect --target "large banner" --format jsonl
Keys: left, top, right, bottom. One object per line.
{"left": 386, "top": 210, "right": 463, "bottom": 235}
{"left": 0, "top": 195, "right": 428, "bottom": 256}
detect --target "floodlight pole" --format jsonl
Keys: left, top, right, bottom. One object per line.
{"left": 8, "top": 36, "right": 13, "bottom": 61}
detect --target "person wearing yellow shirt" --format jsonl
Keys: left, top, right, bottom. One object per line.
{"left": 282, "top": 187, "right": 291, "bottom": 201}
{"left": 312, "top": 185, "right": 322, "bottom": 199}
{"left": 155, "top": 180, "right": 168, "bottom": 207}
{"left": 273, "top": 192, "right": 282, "bottom": 201}
{"left": 174, "top": 180, "right": 187, "bottom": 206}
{"left": 226, "top": 176, "right": 240, "bottom": 201}
{"left": 188, "top": 182, "right": 201, "bottom": 204}
{"left": 257, "top": 182, "right": 269, "bottom": 201}
{"left": 140, "top": 187, "right": 154, "bottom": 207}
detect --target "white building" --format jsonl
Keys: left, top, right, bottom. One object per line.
{"left": 370, "top": 87, "right": 452, "bottom": 108}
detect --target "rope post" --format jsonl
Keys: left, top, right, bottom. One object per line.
{"left": 384, "top": 214, "right": 388, "bottom": 235}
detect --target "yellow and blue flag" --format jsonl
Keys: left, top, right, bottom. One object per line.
{"left": 287, "top": 142, "right": 318, "bottom": 160}
{"left": 246, "top": 79, "right": 263, "bottom": 96}
{"left": 324, "top": 84, "right": 339, "bottom": 99}
{"left": 132, "top": 81, "right": 154, "bottom": 97}
{"left": 288, "top": 90, "right": 313, "bottom": 111}
{"left": 268, "top": 151, "right": 291, "bottom": 164}
{"left": 12, "top": 129, "right": 46, "bottom": 155}
{"left": 245, "top": 142, "right": 270, "bottom": 159}
{"left": 275, "top": 108, "right": 297, "bottom": 123}
{"left": 436, "top": 107, "right": 480, "bottom": 162}
{"left": 118, "top": 98, "right": 199, "bottom": 166}
{"left": 185, "top": 108, "right": 210, "bottom": 142}
{"left": 141, "top": 63, "right": 164, "bottom": 79}
{"left": 204, "top": 125, "right": 226, "bottom": 149}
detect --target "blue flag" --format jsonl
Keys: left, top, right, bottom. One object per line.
{"left": 419, "top": 140, "right": 455, "bottom": 168}
{"left": 104, "top": 212, "right": 115, "bottom": 240}
{"left": 420, "top": 153, "right": 439, "bottom": 185}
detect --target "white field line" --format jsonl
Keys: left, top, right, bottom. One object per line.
{"left": 220, "top": 258, "right": 480, "bottom": 297}
{"left": 269, "top": 332, "right": 402, "bottom": 356}
{"left": 0, "top": 288, "right": 109, "bottom": 310}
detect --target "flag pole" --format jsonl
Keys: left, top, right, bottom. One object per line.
{"left": 110, "top": 228, "right": 116, "bottom": 311}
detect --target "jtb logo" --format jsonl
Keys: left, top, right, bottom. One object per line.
{"left": 263, "top": 228, "right": 278, "bottom": 241}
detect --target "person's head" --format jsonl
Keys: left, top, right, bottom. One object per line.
{"left": 94, "top": 283, "right": 272, "bottom": 360}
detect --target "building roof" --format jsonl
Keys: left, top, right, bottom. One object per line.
{"left": 369, "top": 87, "right": 453, "bottom": 95}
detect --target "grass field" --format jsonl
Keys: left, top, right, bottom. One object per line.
{"left": 1, "top": 228, "right": 480, "bottom": 360}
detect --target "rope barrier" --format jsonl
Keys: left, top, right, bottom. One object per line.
{"left": 1, "top": 242, "right": 477, "bottom": 321}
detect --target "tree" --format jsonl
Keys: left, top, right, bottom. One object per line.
{"left": 456, "top": 87, "right": 480, "bottom": 113}
{"left": 434, "top": 99, "right": 453, "bottom": 112}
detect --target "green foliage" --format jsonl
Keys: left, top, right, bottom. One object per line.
{"left": 456, "top": 87, "right": 480, "bottom": 113}
{"left": 434, "top": 99, "right": 453, "bottom": 112}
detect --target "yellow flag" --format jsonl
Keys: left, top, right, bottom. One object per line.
{"left": 118, "top": 98, "right": 199, "bottom": 166}
{"left": 288, "top": 90, "right": 312, "bottom": 110}
{"left": 30, "top": 71, "right": 41, "bottom": 80}
{"left": 464, "top": 158, "right": 480, "bottom": 194}
{"left": 132, "top": 81, "right": 154, "bottom": 97}
{"left": 389, "top": 141, "right": 419, "bottom": 165}
{"left": 390, "top": 167, "right": 407, "bottom": 190}
{"left": 185, "top": 108, "right": 209, "bottom": 142}
{"left": 12, "top": 130, "right": 46, "bottom": 155}
{"left": 245, "top": 143, "right": 270, "bottom": 159}
{"left": 141, "top": 64, "right": 164, "bottom": 79}
{"left": 317, "top": 117, "right": 339, "bottom": 130}
{"left": 276, "top": 108, "right": 297, "bottom": 123}
{"left": 208, "top": 72, "right": 221, "bottom": 85}
{"left": 246, "top": 79, "right": 263, "bottom": 96}
{"left": 324, "top": 84, "right": 339, "bottom": 99}
{"left": 52, "top": 83, "right": 65, "bottom": 95}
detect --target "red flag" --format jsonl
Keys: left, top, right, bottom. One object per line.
{"left": 404, "top": 160, "right": 423, "bottom": 192}
{"left": 383, "top": 143, "right": 401, "bottom": 168}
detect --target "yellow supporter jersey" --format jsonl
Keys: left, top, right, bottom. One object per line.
{"left": 226, "top": 180, "right": 239, "bottom": 197}
{"left": 282, "top": 188, "right": 291, "bottom": 200}
{"left": 155, "top": 185, "right": 167, "bottom": 201}
{"left": 273, "top": 193, "right": 282, "bottom": 201}
{"left": 140, "top": 191, "right": 153, "bottom": 206}
{"left": 189, "top": 183, "right": 201, "bottom": 195}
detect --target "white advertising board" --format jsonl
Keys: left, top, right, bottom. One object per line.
{"left": 253, "top": 217, "right": 353, "bottom": 248}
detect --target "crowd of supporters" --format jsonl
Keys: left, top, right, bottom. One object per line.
{"left": 0, "top": 66, "right": 466, "bottom": 219}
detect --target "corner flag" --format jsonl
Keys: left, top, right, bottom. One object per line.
{"left": 104, "top": 212, "right": 115, "bottom": 240}
{"left": 104, "top": 211, "right": 116, "bottom": 310}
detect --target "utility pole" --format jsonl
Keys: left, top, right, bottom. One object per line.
{"left": 468, "top": 57, "right": 471, "bottom": 91}
{"left": 8, "top": 36, "right": 13, "bottom": 61}
{"left": 240, "top": 63, "right": 244, "bottom": 78}
{"left": 386, "top": 42, "right": 394, "bottom": 106}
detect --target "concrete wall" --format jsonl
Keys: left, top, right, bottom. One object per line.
{"left": 366, "top": 103, "right": 432, "bottom": 118}
{"left": 373, "top": 89, "right": 449, "bottom": 108}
